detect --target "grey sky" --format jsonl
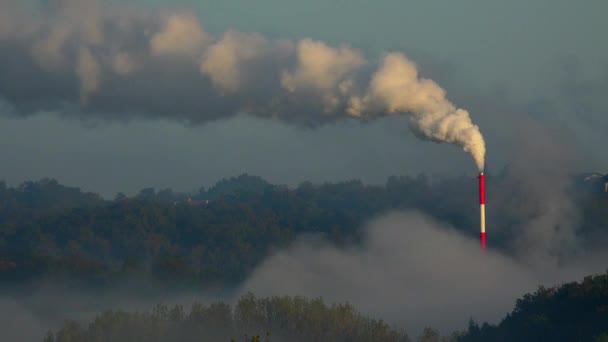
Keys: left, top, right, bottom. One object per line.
{"left": 0, "top": 115, "right": 471, "bottom": 197}
{"left": 0, "top": 0, "right": 606, "bottom": 197}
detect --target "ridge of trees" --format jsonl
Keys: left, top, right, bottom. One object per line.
{"left": 0, "top": 173, "right": 606, "bottom": 289}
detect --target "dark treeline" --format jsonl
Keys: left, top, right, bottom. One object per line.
{"left": 1, "top": 172, "right": 607, "bottom": 289}
{"left": 461, "top": 272, "right": 608, "bottom": 342}
{"left": 45, "top": 293, "right": 412, "bottom": 342}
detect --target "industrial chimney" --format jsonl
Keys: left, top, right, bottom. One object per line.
{"left": 479, "top": 172, "right": 486, "bottom": 250}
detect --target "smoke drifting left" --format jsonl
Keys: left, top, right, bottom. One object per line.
{"left": 0, "top": 0, "right": 485, "bottom": 170}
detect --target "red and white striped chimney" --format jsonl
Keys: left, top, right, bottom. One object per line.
{"left": 479, "top": 172, "right": 486, "bottom": 250}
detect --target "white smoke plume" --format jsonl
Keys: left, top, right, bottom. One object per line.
{"left": 151, "top": 13, "right": 211, "bottom": 58}
{"left": 75, "top": 47, "right": 101, "bottom": 104}
{"left": 349, "top": 54, "right": 486, "bottom": 170}
{"left": 0, "top": 0, "right": 485, "bottom": 170}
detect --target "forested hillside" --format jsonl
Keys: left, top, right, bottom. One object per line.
{"left": 461, "top": 272, "right": 608, "bottom": 342}
{"left": 1, "top": 173, "right": 607, "bottom": 289}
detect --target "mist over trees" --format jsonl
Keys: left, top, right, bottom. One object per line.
{"left": 45, "top": 293, "right": 411, "bottom": 342}
{"left": 43, "top": 273, "right": 608, "bottom": 342}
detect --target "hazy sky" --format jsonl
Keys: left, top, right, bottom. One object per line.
{"left": 0, "top": 0, "right": 606, "bottom": 197}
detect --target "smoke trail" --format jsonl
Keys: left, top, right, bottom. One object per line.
{"left": 0, "top": 0, "right": 485, "bottom": 169}
{"left": 348, "top": 54, "right": 486, "bottom": 170}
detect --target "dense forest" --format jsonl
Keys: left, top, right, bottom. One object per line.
{"left": 0, "top": 172, "right": 607, "bottom": 289}
{"left": 45, "top": 272, "right": 608, "bottom": 342}
{"left": 461, "top": 272, "right": 608, "bottom": 342}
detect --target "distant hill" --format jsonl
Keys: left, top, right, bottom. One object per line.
{"left": 0, "top": 173, "right": 607, "bottom": 289}
{"left": 0, "top": 178, "right": 105, "bottom": 220}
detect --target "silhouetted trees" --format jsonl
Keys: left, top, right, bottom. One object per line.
{"left": 459, "top": 272, "right": 608, "bottom": 342}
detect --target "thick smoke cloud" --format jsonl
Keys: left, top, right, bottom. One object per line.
{"left": 75, "top": 47, "right": 101, "bottom": 104}
{"left": 0, "top": 0, "right": 485, "bottom": 169}
{"left": 150, "top": 13, "right": 211, "bottom": 58}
